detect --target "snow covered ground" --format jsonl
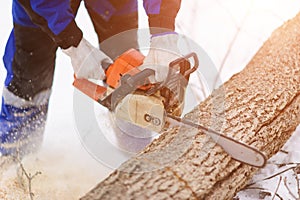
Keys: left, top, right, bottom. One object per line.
{"left": 1, "top": 0, "right": 300, "bottom": 199}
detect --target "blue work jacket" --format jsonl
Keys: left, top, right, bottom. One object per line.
{"left": 13, "top": 0, "right": 181, "bottom": 48}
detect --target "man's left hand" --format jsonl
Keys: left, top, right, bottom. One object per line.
{"left": 139, "top": 33, "right": 181, "bottom": 83}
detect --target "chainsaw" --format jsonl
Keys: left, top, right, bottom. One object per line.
{"left": 73, "top": 48, "right": 267, "bottom": 168}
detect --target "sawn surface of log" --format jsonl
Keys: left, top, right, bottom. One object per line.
{"left": 81, "top": 12, "right": 300, "bottom": 200}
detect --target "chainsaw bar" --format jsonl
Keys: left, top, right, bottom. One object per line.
{"left": 166, "top": 114, "right": 267, "bottom": 168}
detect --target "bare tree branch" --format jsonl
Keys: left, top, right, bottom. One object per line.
{"left": 13, "top": 150, "right": 41, "bottom": 200}
{"left": 283, "top": 176, "right": 299, "bottom": 200}
{"left": 271, "top": 176, "right": 282, "bottom": 200}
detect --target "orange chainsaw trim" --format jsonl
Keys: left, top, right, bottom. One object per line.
{"left": 105, "top": 48, "right": 145, "bottom": 88}
{"left": 73, "top": 78, "right": 107, "bottom": 101}
{"left": 73, "top": 48, "right": 148, "bottom": 102}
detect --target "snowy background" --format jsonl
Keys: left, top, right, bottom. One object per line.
{"left": 1, "top": 0, "right": 300, "bottom": 199}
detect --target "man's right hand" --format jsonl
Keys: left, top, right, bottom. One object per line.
{"left": 62, "top": 38, "right": 112, "bottom": 80}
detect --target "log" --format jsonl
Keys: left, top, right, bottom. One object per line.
{"left": 81, "top": 12, "right": 300, "bottom": 200}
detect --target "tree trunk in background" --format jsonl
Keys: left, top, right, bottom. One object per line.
{"left": 81, "top": 12, "right": 300, "bottom": 200}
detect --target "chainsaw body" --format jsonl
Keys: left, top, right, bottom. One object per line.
{"left": 73, "top": 49, "right": 268, "bottom": 168}
{"left": 73, "top": 48, "right": 199, "bottom": 133}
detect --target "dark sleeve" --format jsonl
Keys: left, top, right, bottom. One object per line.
{"left": 17, "top": 0, "right": 83, "bottom": 49}
{"left": 143, "top": 0, "right": 181, "bottom": 34}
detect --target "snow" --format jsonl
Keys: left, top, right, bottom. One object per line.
{"left": 1, "top": 0, "right": 300, "bottom": 199}
{"left": 0, "top": 2, "right": 111, "bottom": 199}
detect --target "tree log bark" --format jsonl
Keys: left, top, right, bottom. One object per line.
{"left": 81, "top": 12, "right": 300, "bottom": 200}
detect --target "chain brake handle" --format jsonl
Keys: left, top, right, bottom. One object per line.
{"left": 146, "top": 52, "right": 199, "bottom": 96}
{"left": 167, "top": 52, "right": 199, "bottom": 81}
{"left": 155, "top": 52, "right": 199, "bottom": 116}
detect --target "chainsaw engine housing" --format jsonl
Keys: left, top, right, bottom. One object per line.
{"left": 115, "top": 93, "right": 165, "bottom": 133}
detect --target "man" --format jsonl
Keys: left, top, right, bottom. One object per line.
{"left": 0, "top": 0, "right": 181, "bottom": 159}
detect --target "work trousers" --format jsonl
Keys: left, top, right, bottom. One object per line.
{"left": 3, "top": 0, "right": 139, "bottom": 100}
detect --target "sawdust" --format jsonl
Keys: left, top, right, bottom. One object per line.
{"left": 0, "top": 145, "right": 110, "bottom": 200}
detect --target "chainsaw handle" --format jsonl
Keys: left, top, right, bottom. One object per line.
{"left": 122, "top": 68, "right": 155, "bottom": 87}
{"left": 169, "top": 52, "right": 199, "bottom": 78}
{"left": 100, "top": 68, "right": 155, "bottom": 111}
